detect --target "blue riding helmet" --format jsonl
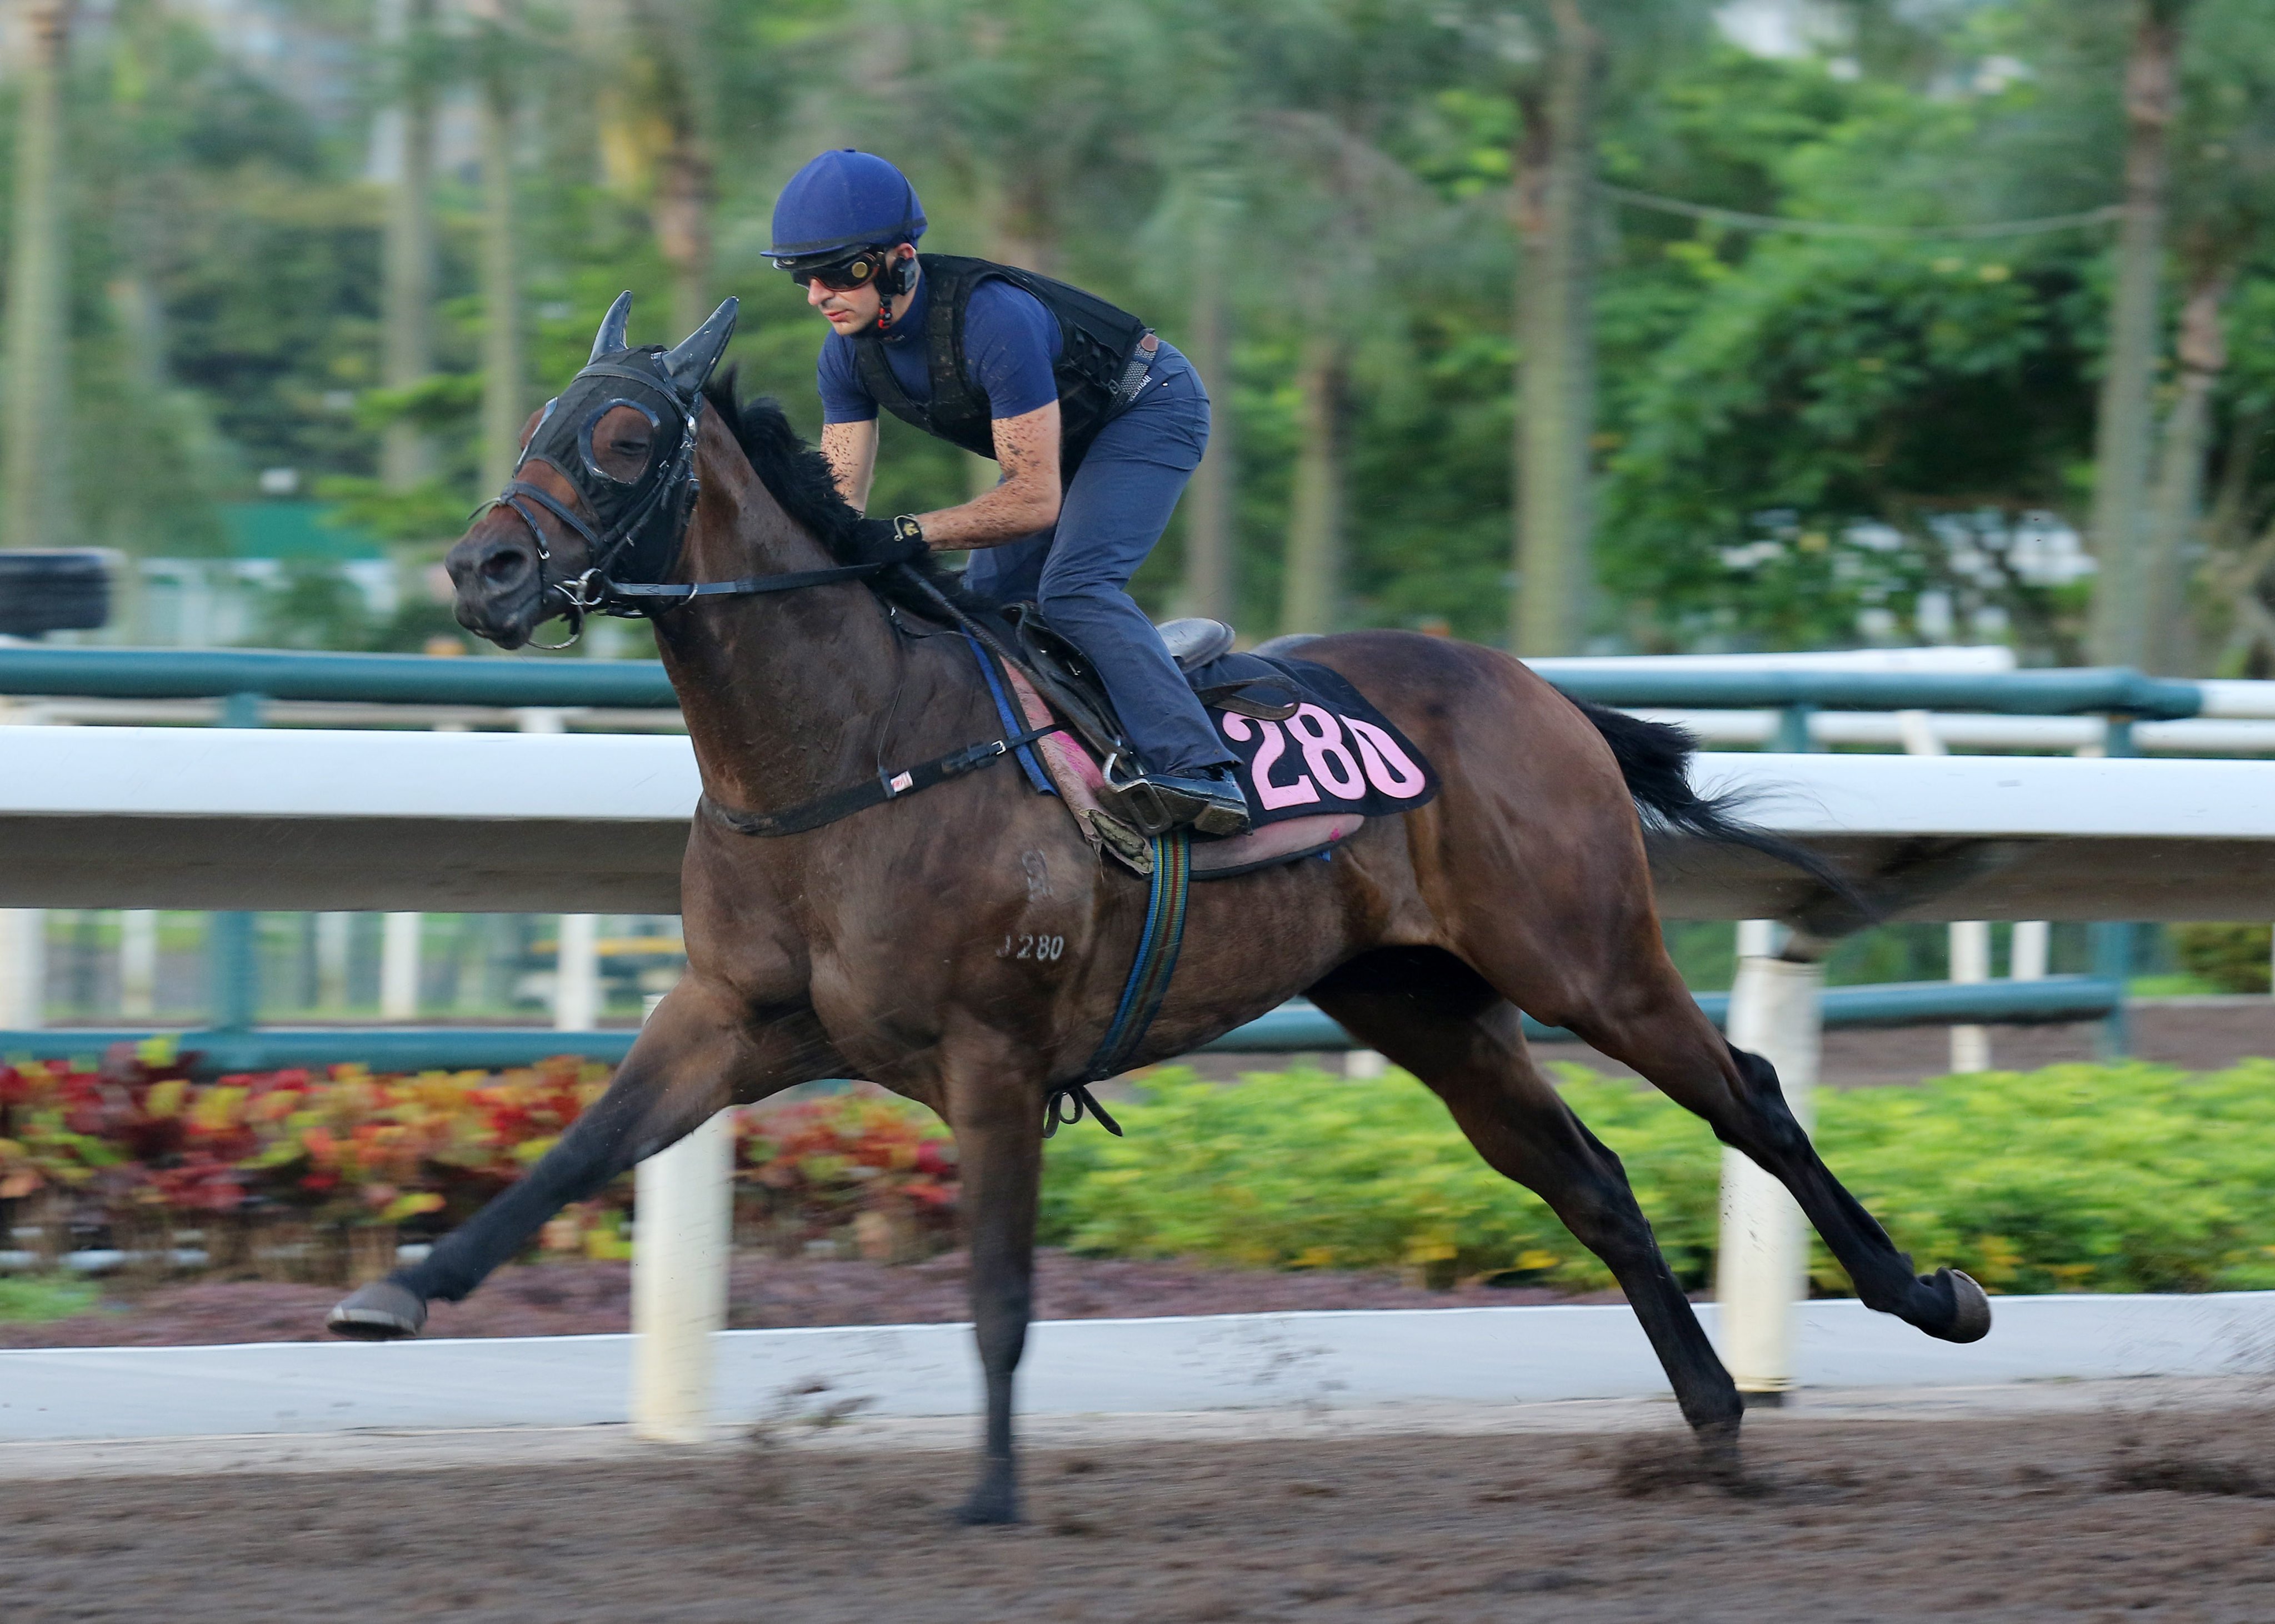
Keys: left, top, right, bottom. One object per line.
{"left": 767, "top": 149, "right": 927, "bottom": 262}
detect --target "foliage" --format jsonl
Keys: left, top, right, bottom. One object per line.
{"left": 0, "top": 1050, "right": 953, "bottom": 1263}
{"left": 12, "top": 1047, "right": 2275, "bottom": 1301}
{"left": 1042, "top": 1061, "right": 2275, "bottom": 1297}
{"left": 2171, "top": 922, "right": 2274, "bottom": 994}
{"left": 0, "top": 1274, "right": 102, "bottom": 1324}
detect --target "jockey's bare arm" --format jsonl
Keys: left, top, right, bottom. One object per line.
{"left": 819, "top": 419, "right": 877, "bottom": 512}
{"left": 823, "top": 402, "right": 1062, "bottom": 548}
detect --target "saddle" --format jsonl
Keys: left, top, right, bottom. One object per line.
{"left": 1001, "top": 607, "right": 1296, "bottom": 761}
{"left": 962, "top": 602, "right": 1437, "bottom": 880}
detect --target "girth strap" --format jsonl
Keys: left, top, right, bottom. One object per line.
{"left": 1046, "top": 827, "right": 1192, "bottom": 1138}
{"left": 702, "top": 721, "right": 1057, "bottom": 838}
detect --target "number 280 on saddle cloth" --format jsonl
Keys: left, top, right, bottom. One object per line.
{"left": 1207, "top": 656, "right": 1437, "bottom": 823}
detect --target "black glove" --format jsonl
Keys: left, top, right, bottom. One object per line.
{"left": 853, "top": 514, "right": 929, "bottom": 566}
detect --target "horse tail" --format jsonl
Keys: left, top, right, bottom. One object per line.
{"left": 1569, "top": 696, "right": 1872, "bottom": 921}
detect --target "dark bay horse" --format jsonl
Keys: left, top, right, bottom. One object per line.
{"left": 329, "top": 298, "right": 1988, "bottom": 1522}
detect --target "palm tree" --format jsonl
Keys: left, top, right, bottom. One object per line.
{"left": 376, "top": 0, "right": 439, "bottom": 492}
{"left": 2087, "top": 0, "right": 2195, "bottom": 668}
{"left": 4, "top": 0, "right": 75, "bottom": 549}
{"left": 1508, "top": 0, "right": 1600, "bottom": 656}
{"left": 469, "top": 0, "right": 525, "bottom": 493}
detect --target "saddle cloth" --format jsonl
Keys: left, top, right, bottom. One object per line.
{"left": 987, "top": 629, "right": 1440, "bottom": 879}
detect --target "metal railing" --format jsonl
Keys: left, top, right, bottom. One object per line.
{"left": 0, "top": 646, "right": 2221, "bottom": 1070}
{"left": 0, "top": 644, "right": 2212, "bottom": 718}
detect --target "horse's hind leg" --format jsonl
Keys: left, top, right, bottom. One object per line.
{"left": 1562, "top": 953, "right": 1989, "bottom": 1345}
{"left": 1309, "top": 950, "right": 1743, "bottom": 1457}
{"left": 328, "top": 977, "right": 842, "bottom": 1338}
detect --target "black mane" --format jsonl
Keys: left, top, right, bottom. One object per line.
{"left": 703, "top": 371, "right": 994, "bottom": 617}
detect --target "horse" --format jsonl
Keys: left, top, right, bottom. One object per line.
{"left": 328, "top": 296, "right": 1988, "bottom": 1523}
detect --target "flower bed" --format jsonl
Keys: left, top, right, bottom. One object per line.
{"left": 9, "top": 1046, "right": 2275, "bottom": 1298}
{"left": 0, "top": 1042, "right": 957, "bottom": 1283}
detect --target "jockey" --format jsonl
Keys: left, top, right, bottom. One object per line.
{"left": 766, "top": 148, "right": 1249, "bottom": 838}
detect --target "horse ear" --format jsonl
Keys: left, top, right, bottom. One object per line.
{"left": 663, "top": 297, "right": 739, "bottom": 394}
{"left": 588, "top": 291, "right": 633, "bottom": 362}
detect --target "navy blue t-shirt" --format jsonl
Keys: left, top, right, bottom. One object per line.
{"left": 817, "top": 269, "right": 1063, "bottom": 426}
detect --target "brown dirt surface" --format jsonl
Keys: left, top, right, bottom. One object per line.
{"left": 12, "top": 1405, "right": 2275, "bottom": 1621}
{"left": 0, "top": 1249, "right": 1598, "bottom": 1349}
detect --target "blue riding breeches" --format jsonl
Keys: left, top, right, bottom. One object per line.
{"left": 962, "top": 342, "right": 1236, "bottom": 777}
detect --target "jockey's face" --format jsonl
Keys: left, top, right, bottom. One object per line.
{"left": 806, "top": 243, "right": 914, "bottom": 336}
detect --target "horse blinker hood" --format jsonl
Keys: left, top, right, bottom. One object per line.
{"left": 499, "top": 291, "right": 738, "bottom": 616}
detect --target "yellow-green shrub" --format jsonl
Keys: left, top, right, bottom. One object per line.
{"left": 1041, "top": 1061, "right": 2275, "bottom": 1296}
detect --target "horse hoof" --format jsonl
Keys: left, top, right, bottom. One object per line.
{"left": 327, "top": 1278, "right": 427, "bottom": 1341}
{"left": 1926, "top": 1267, "right": 1992, "bottom": 1344}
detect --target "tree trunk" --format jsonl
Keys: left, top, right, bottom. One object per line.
{"left": 1278, "top": 336, "right": 1345, "bottom": 637}
{"left": 635, "top": 0, "right": 714, "bottom": 338}
{"left": 2141, "top": 262, "right": 2231, "bottom": 673}
{"left": 1178, "top": 234, "right": 1236, "bottom": 624}
{"left": 379, "top": 0, "right": 438, "bottom": 492}
{"left": 474, "top": 0, "right": 524, "bottom": 493}
{"left": 1508, "top": 0, "right": 1600, "bottom": 657}
{"left": 4, "top": 0, "right": 74, "bottom": 549}
{"left": 2086, "top": 0, "right": 2188, "bottom": 668}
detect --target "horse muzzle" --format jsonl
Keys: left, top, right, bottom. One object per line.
{"left": 446, "top": 528, "right": 547, "bottom": 649}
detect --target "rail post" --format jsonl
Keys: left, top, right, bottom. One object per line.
{"left": 2093, "top": 713, "right": 2137, "bottom": 1059}
{"left": 0, "top": 908, "right": 43, "bottom": 1029}
{"left": 630, "top": 995, "right": 732, "bottom": 1443}
{"left": 1715, "top": 920, "right": 1823, "bottom": 1405}
{"left": 207, "top": 691, "right": 266, "bottom": 1032}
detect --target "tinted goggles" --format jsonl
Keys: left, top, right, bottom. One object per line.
{"left": 782, "top": 247, "right": 892, "bottom": 292}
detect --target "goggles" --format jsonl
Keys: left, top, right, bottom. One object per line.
{"left": 781, "top": 247, "right": 894, "bottom": 292}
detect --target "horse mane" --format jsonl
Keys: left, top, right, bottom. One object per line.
{"left": 703, "top": 371, "right": 995, "bottom": 618}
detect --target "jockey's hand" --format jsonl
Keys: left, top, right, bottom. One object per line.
{"left": 852, "top": 514, "right": 929, "bottom": 566}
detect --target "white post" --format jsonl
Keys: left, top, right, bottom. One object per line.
{"left": 1716, "top": 918, "right": 1822, "bottom": 1404}
{"left": 1344, "top": 1049, "right": 1387, "bottom": 1079}
{"left": 380, "top": 912, "right": 422, "bottom": 1020}
{"left": 631, "top": 986, "right": 731, "bottom": 1442}
{"left": 1949, "top": 921, "right": 1992, "bottom": 1073}
{"left": 316, "top": 912, "right": 353, "bottom": 1011}
{"left": 119, "top": 910, "right": 159, "bottom": 1020}
{"left": 2012, "top": 920, "right": 2049, "bottom": 982}
{"left": 554, "top": 913, "right": 599, "bottom": 1030}
{"left": 0, "top": 910, "right": 46, "bottom": 1029}
{"left": 631, "top": 1117, "right": 732, "bottom": 1441}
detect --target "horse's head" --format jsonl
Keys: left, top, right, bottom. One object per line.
{"left": 447, "top": 293, "right": 738, "bottom": 649}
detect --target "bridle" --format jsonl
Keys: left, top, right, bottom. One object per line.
{"left": 472, "top": 293, "right": 887, "bottom": 649}
{"left": 474, "top": 380, "right": 706, "bottom": 649}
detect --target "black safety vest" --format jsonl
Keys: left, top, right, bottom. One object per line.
{"left": 852, "top": 254, "right": 1150, "bottom": 471}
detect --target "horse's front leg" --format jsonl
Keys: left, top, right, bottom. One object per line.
{"left": 327, "top": 979, "right": 841, "bottom": 1338}
{"left": 943, "top": 1052, "right": 1047, "bottom": 1525}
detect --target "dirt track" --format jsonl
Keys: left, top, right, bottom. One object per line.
{"left": 12, "top": 1403, "right": 2275, "bottom": 1622}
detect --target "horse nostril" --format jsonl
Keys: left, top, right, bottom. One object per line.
{"left": 480, "top": 546, "right": 527, "bottom": 586}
